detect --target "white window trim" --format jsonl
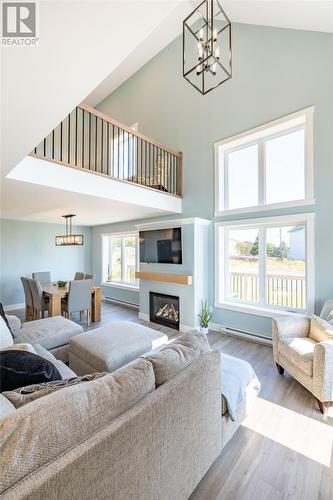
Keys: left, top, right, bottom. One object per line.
{"left": 101, "top": 231, "right": 139, "bottom": 289}
{"left": 214, "top": 213, "right": 315, "bottom": 318}
{"left": 214, "top": 106, "right": 315, "bottom": 217}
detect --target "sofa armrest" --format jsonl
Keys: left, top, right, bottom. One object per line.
{"left": 272, "top": 316, "right": 310, "bottom": 340}
{"left": 313, "top": 340, "right": 333, "bottom": 402}
{"left": 5, "top": 314, "right": 21, "bottom": 334}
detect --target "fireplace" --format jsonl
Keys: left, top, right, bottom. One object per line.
{"left": 150, "top": 292, "right": 180, "bottom": 331}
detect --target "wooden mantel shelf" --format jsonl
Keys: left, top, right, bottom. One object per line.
{"left": 135, "top": 271, "right": 192, "bottom": 285}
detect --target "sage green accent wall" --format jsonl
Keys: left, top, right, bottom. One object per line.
{"left": 0, "top": 219, "right": 92, "bottom": 306}
{"left": 94, "top": 23, "right": 333, "bottom": 337}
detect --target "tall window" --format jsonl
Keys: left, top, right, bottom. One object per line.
{"left": 215, "top": 214, "right": 314, "bottom": 315}
{"left": 102, "top": 233, "right": 138, "bottom": 288}
{"left": 215, "top": 108, "right": 314, "bottom": 215}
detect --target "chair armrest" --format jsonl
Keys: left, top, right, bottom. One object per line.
{"left": 272, "top": 316, "right": 310, "bottom": 341}
{"left": 313, "top": 340, "right": 333, "bottom": 402}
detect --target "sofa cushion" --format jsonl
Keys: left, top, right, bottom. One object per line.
{"left": 33, "top": 343, "right": 77, "bottom": 379}
{"left": 69, "top": 321, "right": 168, "bottom": 374}
{"left": 279, "top": 336, "right": 316, "bottom": 376}
{"left": 143, "top": 330, "right": 210, "bottom": 386}
{"left": 0, "top": 394, "right": 16, "bottom": 420}
{"left": 5, "top": 314, "right": 21, "bottom": 334}
{"left": 309, "top": 315, "right": 333, "bottom": 343}
{"left": 14, "top": 315, "right": 84, "bottom": 349}
{"left": 3, "top": 372, "right": 106, "bottom": 408}
{"left": 0, "top": 316, "right": 14, "bottom": 349}
{"left": 0, "top": 350, "right": 61, "bottom": 392}
{"left": 0, "top": 358, "right": 155, "bottom": 493}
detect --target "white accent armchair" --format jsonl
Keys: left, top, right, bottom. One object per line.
{"left": 272, "top": 300, "right": 333, "bottom": 414}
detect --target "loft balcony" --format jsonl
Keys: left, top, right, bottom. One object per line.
{"left": 7, "top": 104, "right": 182, "bottom": 220}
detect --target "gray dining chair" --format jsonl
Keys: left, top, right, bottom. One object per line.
{"left": 62, "top": 279, "right": 92, "bottom": 325}
{"left": 84, "top": 273, "right": 95, "bottom": 284}
{"left": 74, "top": 272, "right": 85, "bottom": 280}
{"left": 32, "top": 271, "right": 51, "bottom": 284}
{"left": 21, "top": 277, "right": 34, "bottom": 320}
{"left": 28, "top": 278, "right": 49, "bottom": 319}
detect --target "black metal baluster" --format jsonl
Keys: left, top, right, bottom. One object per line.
{"left": 122, "top": 130, "right": 125, "bottom": 179}
{"left": 88, "top": 113, "right": 91, "bottom": 170}
{"left": 60, "top": 121, "right": 63, "bottom": 162}
{"left": 101, "top": 120, "right": 103, "bottom": 174}
{"left": 43, "top": 138, "right": 46, "bottom": 157}
{"left": 52, "top": 129, "right": 55, "bottom": 160}
{"left": 127, "top": 131, "right": 130, "bottom": 180}
{"left": 132, "top": 134, "right": 134, "bottom": 181}
{"left": 75, "top": 107, "right": 78, "bottom": 166}
{"left": 117, "top": 127, "right": 120, "bottom": 179}
{"left": 95, "top": 116, "right": 98, "bottom": 172}
{"left": 82, "top": 110, "right": 85, "bottom": 168}
{"left": 112, "top": 124, "right": 115, "bottom": 176}
{"left": 68, "top": 113, "right": 71, "bottom": 164}
{"left": 107, "top": 124, "right": 109, "bottom": 175}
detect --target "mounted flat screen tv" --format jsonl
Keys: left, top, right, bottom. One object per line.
{"left": 139, "top": 228, "right": 182, "bottom": 264}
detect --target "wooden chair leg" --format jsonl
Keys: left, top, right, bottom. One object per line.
{"left": 68, "top": 313, "right": 72, "bottom": 321}
{"left": 276, "top": 363, "right": 284, "bottom": 375}
{"left": 87, "top": 309, "right": 90, "bottom": 326}
{"left": 80, "top": 311, "right": 82, "bottom": 321}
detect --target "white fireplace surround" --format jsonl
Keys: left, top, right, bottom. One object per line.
{"left": 136, "top": 218, "right": 210, "bottom": 332}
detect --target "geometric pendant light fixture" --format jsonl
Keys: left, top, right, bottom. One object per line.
{"left": 55, "top": 214, "right": 84, "bottom": 246}
{"left": 183, "top": 0, "right": 232, "bottom": 95}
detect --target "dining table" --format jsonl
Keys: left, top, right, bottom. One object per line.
{"left": 42, "top": 282, "right": 101, "bottom": 322}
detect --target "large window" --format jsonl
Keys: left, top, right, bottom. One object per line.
{"left": 215, "top": 108, "right": 314, "bottom": 215}
{"left": 215, "top": 214, "right": 314, "bottom": 315}
{"left": 102, "top": 233, "right": 138, "bottom": 288}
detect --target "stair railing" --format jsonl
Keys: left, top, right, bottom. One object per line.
{"left": 30, "top": 103, "right": 183, "bottom": 196}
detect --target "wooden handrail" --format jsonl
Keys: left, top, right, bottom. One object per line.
{"left": 79, "top": 103, "right": 182, "bottom": 159}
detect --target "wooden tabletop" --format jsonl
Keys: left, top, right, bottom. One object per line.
{"left": 42, "top": 282, "right": 100, "bottom": 297}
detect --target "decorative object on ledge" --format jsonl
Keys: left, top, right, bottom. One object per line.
{"left": 183, "top": 0, "right": 231, "bottom": 95}
{"left": 55, "top": 215, "right": 83, "bottom": 246}
{"left": 135, "top": 272, "right": 193, "bottom": 286}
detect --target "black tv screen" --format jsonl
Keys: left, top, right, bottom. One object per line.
{"left": 139, "top": 228, "right": 182, "bottom": 264}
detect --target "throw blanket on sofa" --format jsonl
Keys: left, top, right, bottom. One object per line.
{"left": 220, "top": 353, "right": 261, "bottom": 421}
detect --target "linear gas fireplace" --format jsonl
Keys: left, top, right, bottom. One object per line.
{"left": 150, "top": 292, "right": 180, "bottom": 331}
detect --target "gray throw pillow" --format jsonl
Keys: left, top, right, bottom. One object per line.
{"left": 3, "top": 372, "right": 107, "bottom": 408}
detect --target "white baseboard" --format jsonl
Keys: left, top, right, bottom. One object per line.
{"left": 139, "top": 312, "right": 192, "bottom": 333}
{"left": 3, "top": 303, "right": 24, "bottom": 312}
{"left": 209, "top": 322, "right": 272, "bottom": 346}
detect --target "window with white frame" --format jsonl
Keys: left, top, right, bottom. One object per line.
{"left": 215, "top": 214, "right": 315, "bottom": 315}
{"left": 102, "top": 233, "right": 138, "bottom": 288}
{"left": 215, "top": 108, "right": 314, "bottom": 215}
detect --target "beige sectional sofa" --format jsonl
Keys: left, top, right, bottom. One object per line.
{"left": 1, "top": 334, "right": 222, "bottom": 500}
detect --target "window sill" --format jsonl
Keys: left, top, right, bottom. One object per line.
{"left": 214, "top": 301, "right": 310, "bottom": 319}
{"left": 102, "top": 282, "right": 139, "bottom": 292}
{"left": 214, "top": 198, "right": 316, "bottom": 218}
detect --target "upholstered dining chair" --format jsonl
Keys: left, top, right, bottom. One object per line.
{"left": 74, "top": 272, "right": 85, "bottom": 280}
{"left": 21, "top": 277, "right": 34, "bottom": 320}
{"left": 272, "top": 299, "right": 333, "bottom": 414}
{"left": 84, "top": 273, "right": 95, "bottom": 284}
{"left": 62, "top": 279, "right": 92, "bottom": 325}
{"left": 32, "top": 271, "right": 51, "bottom": 284}
{"left": 28, "top": 278, "right": 49, "bottom": 319}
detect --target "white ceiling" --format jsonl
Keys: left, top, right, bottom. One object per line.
{"left": 86, "top": 0, "right": 333, "bottom": 106}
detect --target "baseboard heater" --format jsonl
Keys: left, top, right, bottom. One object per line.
{"left": 104, "top": 297, "right": 139, "bottom": 310}
{"left": 220, "top": 326, "right": 272, "bottom": 346}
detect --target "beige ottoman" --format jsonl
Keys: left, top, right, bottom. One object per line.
{"left": 69, "top": 321, "right": 168, "bottom": 375}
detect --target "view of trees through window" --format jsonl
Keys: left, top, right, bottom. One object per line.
{"left": 227, "top": 225, "right": 306, "bottom": 309}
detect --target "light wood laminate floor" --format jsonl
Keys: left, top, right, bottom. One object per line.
{"left": 9, "top": 301, "right": 333, "bottom": 500}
